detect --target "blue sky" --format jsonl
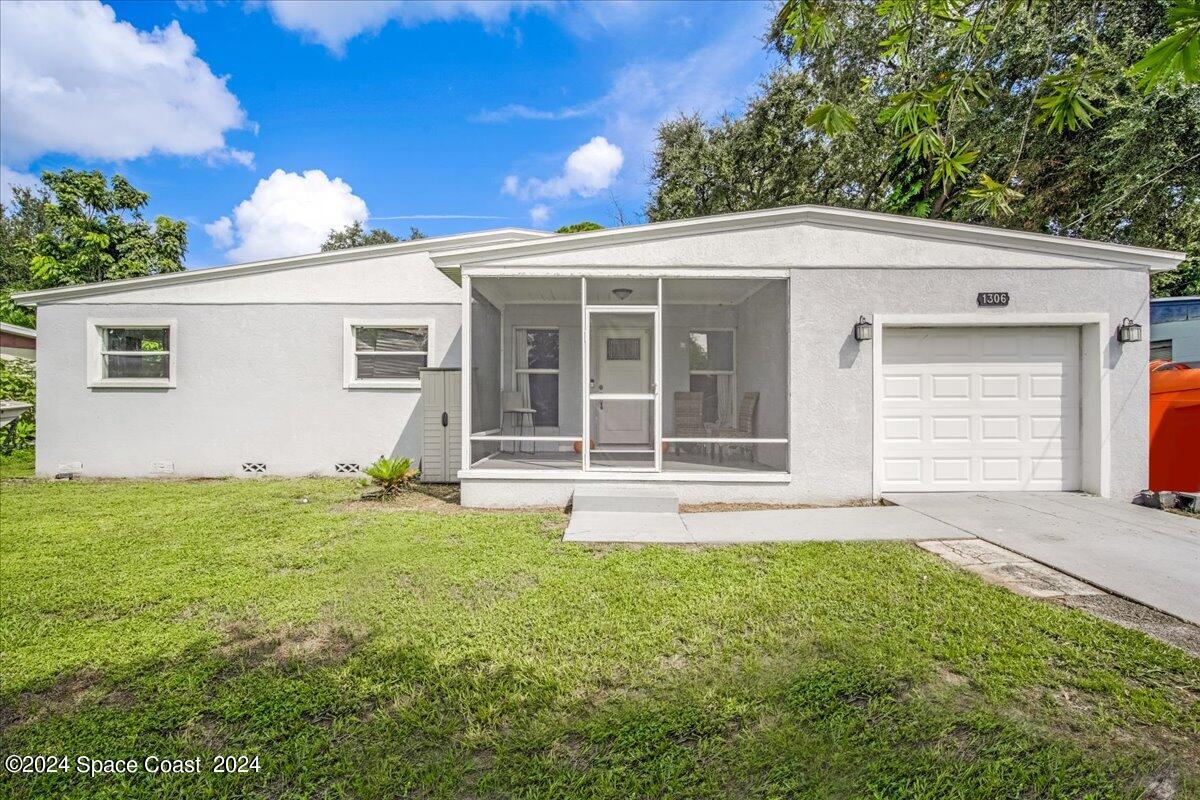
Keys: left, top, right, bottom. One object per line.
{"left": 0, "top": 1, "right": 779, "bottom": 268}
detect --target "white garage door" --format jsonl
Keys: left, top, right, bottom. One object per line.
{"left": 880, "top": 327, "right": 1080, "bottom": 491}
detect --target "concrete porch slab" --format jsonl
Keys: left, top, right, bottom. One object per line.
{"left": 564, "top": 511, "right": 688, "bottom": 542}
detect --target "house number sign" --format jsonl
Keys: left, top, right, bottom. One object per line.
{"left": 977, "top": 292, "right": 1010, "bottom": 307}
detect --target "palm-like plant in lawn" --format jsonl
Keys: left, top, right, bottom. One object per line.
{"left": 364, "top": 457, "right": 419, "bottom": 498}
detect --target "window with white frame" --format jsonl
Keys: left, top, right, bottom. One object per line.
{"left": 514, "top": 327, "right": 559, "bottom": 426}
{"left": 688, "top": 330, "right": 735, "bottom": 424}
{"left": 344, "top": 321, "right": 430, "bottom": 387}
{"left": 88, "top": 320, "right": 176, "bottom": 387}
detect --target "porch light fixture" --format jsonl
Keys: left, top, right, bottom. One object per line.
{"left": 853, "top": 315, "right": 873, "bottom": 342}
{"left": 1117, "top": 317, "right": 1142, "bottom": 343}
{"left": 611, "top": 288, "right": 633, "bottom": 302}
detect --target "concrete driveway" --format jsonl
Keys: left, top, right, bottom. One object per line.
{"left": 886, "top": 492, "right": 1200, "bottom": 624}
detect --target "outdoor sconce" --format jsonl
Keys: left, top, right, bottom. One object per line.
{"left": 1117, "top": 317, "right": 1142, "bottom": 343}
{"left": 611, "top": 288, "right": 633, "bottom": 302}
{"left": 853, "top": 315, "right": 873, "bottom": 342}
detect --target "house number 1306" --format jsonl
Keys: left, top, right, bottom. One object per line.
{"left": 977, "top": 292, "right": 1010, "bottom": 307}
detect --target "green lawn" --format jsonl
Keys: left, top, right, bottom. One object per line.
{"left": 1, "top": 478, "right": 1197, "bottom": 799}
{"left": 0, "top": 448, "right": 34, "bottom": 479}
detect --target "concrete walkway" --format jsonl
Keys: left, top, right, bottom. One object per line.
{"left": 564, "top": 505, "right": 965, "bottom": 544}
{"left": 887, "top": 492, "right": 1200, "bottom": 624}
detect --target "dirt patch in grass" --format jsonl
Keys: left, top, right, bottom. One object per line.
{"left": 1054, "top": 594, "right": 1200, "bottom": 658}
{"left": 215, "top": 618, "right": 364, "bottom": 669}
{"left": 336, "top": 484, "right": 568, "bottom": 516}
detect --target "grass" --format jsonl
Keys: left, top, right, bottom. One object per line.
{"left": 0, "top": 447, "right": 34, "bottom": 478}
{"left": 1, "top": 478, "right": 1198, "bottom": 799}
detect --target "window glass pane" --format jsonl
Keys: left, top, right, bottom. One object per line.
{"left": 104, "top": 354, "right": 169, "bottom": 379}
{"left": 105, "top": 327, "right": 168, "bottom": 352}
{"left": 524, "top": 329, "right": 559, "bottom": 369}
{"left": 527, "top": 373, "right": 559, "bottom": 426}
{"left": 356, "top": 353, "right": 426, "bottom": 379}
{"left": 689, "top": 374, "right": 719, "bottom": 424}
{"left": 355, "top": 327, "right": 427, "bottom": 352}
{"left": 688, "top": 331, "right": 733, "bottom": 371}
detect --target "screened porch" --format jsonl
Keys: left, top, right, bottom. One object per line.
{"left": 462, "top": 275, "right": 789, "bottom": 477}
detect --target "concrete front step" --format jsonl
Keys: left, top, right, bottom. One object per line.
{"left": 570, "top": 486, "right": 679, "bottom": 514}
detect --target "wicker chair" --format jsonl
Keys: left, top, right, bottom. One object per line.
{"left": 716, "top": 392, "right": 759, "bottom": 463}
{"left": 672, "top": 391, "right": 709, "bottom": 458}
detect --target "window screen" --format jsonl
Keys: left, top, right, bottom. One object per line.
{"left": 100, "top": 326, "right": 170, "bottom": 379}
{"left": 354, "top": 326, "right": 428, "bottom": 379}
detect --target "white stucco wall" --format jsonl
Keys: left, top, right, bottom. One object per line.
{"left": 36, "top": 301, "right": 462, "bottom": 477}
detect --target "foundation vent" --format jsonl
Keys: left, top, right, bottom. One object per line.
{"left": 241, "top": 462, "right": 267, "bottom": 474}
{"left": 333, "top": 463, "right": 361, "bottom": 474}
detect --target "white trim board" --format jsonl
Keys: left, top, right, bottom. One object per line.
{"left": 870, "top": 313, "right": 1110, "bottom": 498}
{"left": 433, "top": 205, "right": 1184, "bottom": 275}
{"left": 13, "top": 229, "right": 549, "bottom": 306}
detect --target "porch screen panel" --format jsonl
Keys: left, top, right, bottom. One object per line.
{"left": 661, "top": 278, "right": 789, "bottom": 473}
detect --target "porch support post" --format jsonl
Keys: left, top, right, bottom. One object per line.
{"left": 654, "top": 277, "right": 663, "bottom": 472}
{"left": 580, "top": 277, "right": 590, "bottom": 471}
{"left": 461, "top": 273, "right": 472, "bottom": 474}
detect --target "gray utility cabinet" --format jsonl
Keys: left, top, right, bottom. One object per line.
{"left": 419, "top": 368, "right": 462, "bottom": 483}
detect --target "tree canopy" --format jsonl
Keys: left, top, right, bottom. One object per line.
{"left": 648, "top": 0, "right": 1199, "bottom": 296}
{"left": 321, "top": 222, "right": 425, "bottom": 251}
{"left": 556, "top": 221, "right": 605, "bottom": 234}
{"left": 1, "top": 169, "right": 187, "bottom": 326}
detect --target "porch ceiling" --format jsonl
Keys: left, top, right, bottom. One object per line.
{"left": 472, "top": 276, "right": 772, "bottom": 306}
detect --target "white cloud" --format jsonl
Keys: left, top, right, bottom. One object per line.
{"left": 211, "top": 169, "right": 369, "bottom": 262}
{"left": 263, "top": 0, "right": 549, "bottom": 54}
{"left": 203, "top": 216, "right": 234, "bottom": 249}
{"left": 529, "top": 204, "right": 551, "bottom": 226}
{"left": 0, "top": 1, "right": 250, "bottom": 164}
{"left": 1, "top": 165, "right": 39, "bottom": 206}
{"left": 504, "top": 136, "right": 623, "bottom": 201}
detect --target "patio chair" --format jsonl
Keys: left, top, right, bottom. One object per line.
{"left": 672, "top": 391, "right": 709, "bottom": 458}
{"left": 716, "top": 392, "right": 759, "bottom": 463}
{"left": 501, "top": 390, "right": 537, "bottom": 455}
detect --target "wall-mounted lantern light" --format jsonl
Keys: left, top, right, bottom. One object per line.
{"left": 1117, "top": 317, "right": 1142, "bottom": 343}
{"left": 853, "top": 315, "right": 873, "bottom": 342}
{"left": 611, "top": 288, "right": 633, "bottom": 302}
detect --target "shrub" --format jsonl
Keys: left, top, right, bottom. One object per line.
{"left": 364, "top": 456, "right": 419, "bottom": 497}
{"left": 0, "top": 357, "right": 35, "bottom": 453}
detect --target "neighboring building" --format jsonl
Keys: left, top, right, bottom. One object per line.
{"left": 0, "top": 322, "right": 36, "bottom": 361}
{"left": 1150, "top": 296, "right": 1200, "bottom": 366}
{"left": 13, "top": 205, "right": 1185, "bottom": 507}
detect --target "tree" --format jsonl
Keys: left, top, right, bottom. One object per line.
{"left": 320, "top": 223, "right": 426, "bottom": 251}
{"left": 648, "top": 0, "right": 1199, "bottom": 296}
{"left": 555, "top": 221, "right": 605, "bottom": 234}
{"left": 0, "top": 169, "right": 187, "bottom": 326}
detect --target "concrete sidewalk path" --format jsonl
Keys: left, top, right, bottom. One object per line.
{"left": 564, "top": 504, "right": 966, "bottom": 544}
{"left": 887, "top": 492, "right": 1200, "bottom": 624}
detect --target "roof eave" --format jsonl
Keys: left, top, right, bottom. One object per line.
{"left": 432, "top": 205, "right": 1187, "bottom": 275}
{"left": 12, "top": 228, "right": 550, "bottom": 306}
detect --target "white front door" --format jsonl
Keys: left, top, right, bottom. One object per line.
{"left": 880, "top": 326, "right": 1082, "bottom": 491}
{"left": 596, "top": 328, "right": 651, "bottom": 444}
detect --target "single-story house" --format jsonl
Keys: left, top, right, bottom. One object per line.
{"left": 14, "top": 205, "right": 1184, "bottom": 507}
{"left": 1150, "top": 295, "right": 1200, "bottom": 367}
{"left": 0, "top": 322, "right": 37, "bottom": 361}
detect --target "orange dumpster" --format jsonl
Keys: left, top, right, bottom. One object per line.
{"left": 1149, "top": 361, "right": 1200, "bottom": 492}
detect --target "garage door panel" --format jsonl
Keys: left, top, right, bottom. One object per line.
{"left": 880, "top": 327, "right": 1081, "bottom": 492}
